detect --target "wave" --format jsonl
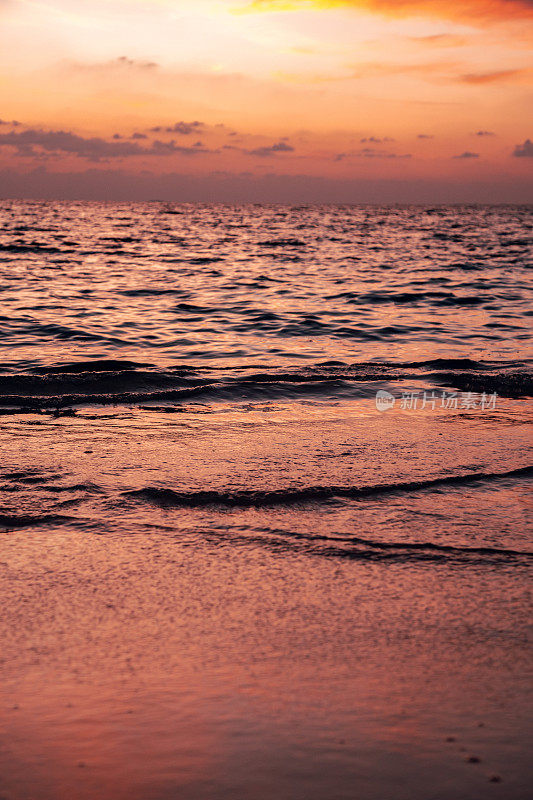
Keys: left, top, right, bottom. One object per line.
{"left": 0, "top": 483, "right": 101, "bottom": 494}
{"left": 0, "top": 512, "right": 74, "bottom": 528}
{"left": 401, "top": 358, "right": 489, "bottom": 369}
{"left": 0, "top": 358, "right": 530, "bottom": 408}
{"left": 33, "top": 359, "right": 152, "bottom": 374}
{"left": 0, "top": 242, "right": 63, "bottom": 254}
{"left": 222, "top": 530, "right": 532, "bottom": 565}
{"left": 329, "top": 290, "right": 488, "bottom": 307}
{"left": 123, "top": 465, "right": 533, "bottom": 509}
{"left": 0, "top": 379, "right": 363, "bottom": 408}
{"left": 435, "top": 371, "right": 533, "bottom": 397}
{"left": 258, "top": 238, "right": 306, "bottom": 247}
{"left": 314, "top": 535, "right": 528, "bottom": 560}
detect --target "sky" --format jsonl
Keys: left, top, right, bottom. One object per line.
{"left": 0, "top": 0, "right": 532, "bottom": 201}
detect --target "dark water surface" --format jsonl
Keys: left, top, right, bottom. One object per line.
{"left": 0, "top": 202, "right": 531, "bottom": 367}
{"left": 0, "top": 203, "right": 531, "bottom": 800}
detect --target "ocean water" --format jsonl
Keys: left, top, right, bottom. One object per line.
{"left": 0, "top": 202, "right": 532, "bottom": 800}
{"left": 0, "top": 201, "right": 531, "bottom": 532}
{"left": 1, "top": 202, "right": 532, "bottom": 370}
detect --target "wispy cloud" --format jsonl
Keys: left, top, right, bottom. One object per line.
{"left": 334, "top": 147, "right": 411, "bottom": 159}
{"left": 359, "top": 148, "right": 411, "bottom": 158}
{"left": 69, "top": 56, "right": 159, "bottom": 73}
{"left": 459, "top": 68, "right": 532, "bottom": 84}
{"left": 115, "top": 55, "right": 158, "bottom": 70}
{"left": 343, "top": 62, "right": 532, "bottom": 86}
{"left": 407, "top": 34, "right": 467, "bottom": 47}
{"left": 348, "top": 61, "right": 457, "bottom": 82}
{"left": 240, "top": 0, "right": 533, "bottom": 25}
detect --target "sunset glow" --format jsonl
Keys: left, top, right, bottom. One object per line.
{"left": 1, "top": 0, "right": 532, "bottom": 200}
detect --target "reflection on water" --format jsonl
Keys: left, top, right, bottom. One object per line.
{"left": 0, "top": 203, "right": 531, "bottom": 799}
{"left": 0, "top": 202, "right": 531, "bottom": 368}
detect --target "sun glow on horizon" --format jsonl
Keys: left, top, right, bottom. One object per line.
{"left": 0, "top": 0, "right": 531, "bottom": 200}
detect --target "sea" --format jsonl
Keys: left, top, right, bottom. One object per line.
{"left": 0, "top": 202, "right": 531, "bottom": 800}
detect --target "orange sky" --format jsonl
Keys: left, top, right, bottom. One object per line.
{"left": 0, "top": 0, "right": 531, "bottom": 200}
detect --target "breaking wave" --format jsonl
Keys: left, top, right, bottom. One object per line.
{"left": 123, "top": 465, "right": 533, "bottom": 509}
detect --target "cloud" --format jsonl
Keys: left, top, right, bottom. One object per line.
{"left": 348, "top": 61, "right": 457, "bottom": 82}
{"left": 360, "top": 136, "right": 395, "bottom": 143}
{"left": 70, "top": 56, "right": 159, "bottom": 73}
{"left": 513, "top": 138, "right": 533, "bottom": 157}
{"left": 218, "top": 138, "right": 296, "bottom": 158}
{"left": 453, "top": 151, "right": 480, "bottom": 158}
{"left": 336, "top": 147, "right": 412, "bottom": 159}
{"left": 240, "top": 1, "right": 533, "bottom": 25}
{"left": 149, "top": 140, "right": 214, "bottom": 156}
{"left": 0, "top": 128, "right": 215, "bottom": 161}
{"left": 248, "top": 141, "right": 295, "bottom": 156}
{"left": 418, "top": 134, "right": 434, "bottom": 139}
{"left": 164, "top": 121, "right": 205, "bottom": 135}
{"left": 114, "top": 56, "right": 158, "bottom": 70}
{"left": 408, "top": 34, "right": 467, "bottom": 46}
{"left": 346, "top": 62, "right": 530, "bottom": 86}
{"left": 359, "top": 148, "right": 411, "bottom": 158}
{"left": 459, "top": 68, "right": 531, "bottom": 84}
{"left": 149, "top": 122, "right": 204, "bottom": 135}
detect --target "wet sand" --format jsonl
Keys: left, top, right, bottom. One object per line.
{"left": 1, "top": 528, "right": 531, "bottom": 800}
